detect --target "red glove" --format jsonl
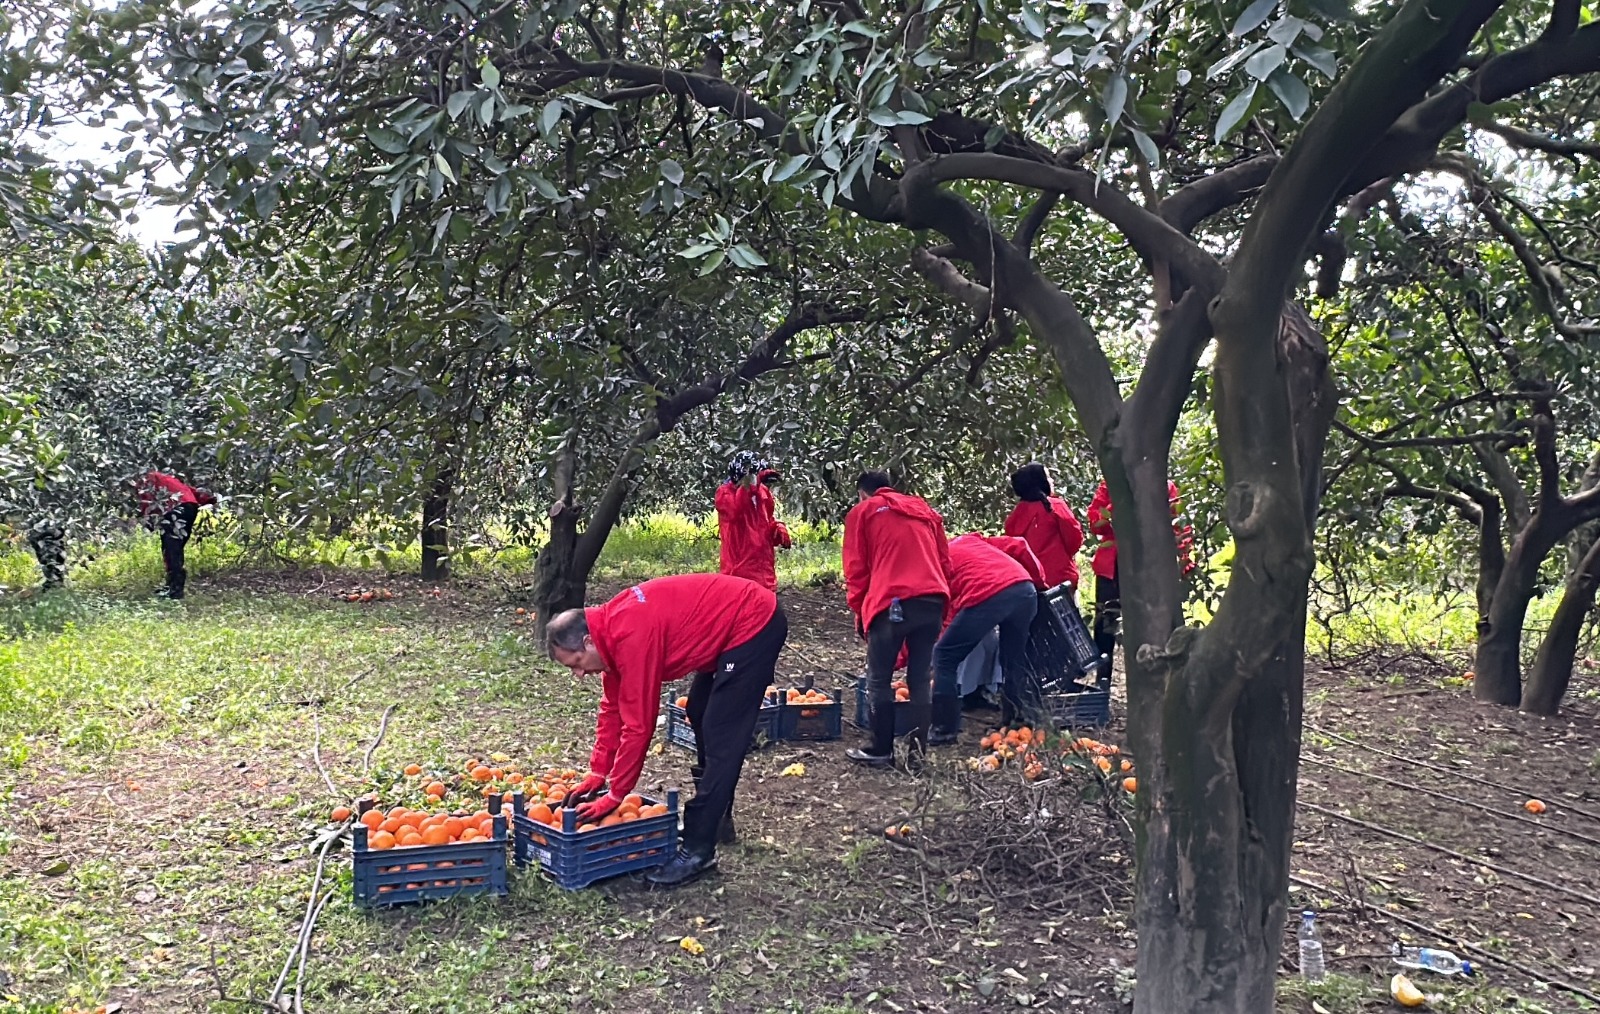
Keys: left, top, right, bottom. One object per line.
{"left": 575, "top": 793, "right": 621, "bottom": 823}
{"left": 567, "top": 772, "right": 606, "bottom": 805}
{"left": 773, "top": 522, "right": 793, "bottom": 549}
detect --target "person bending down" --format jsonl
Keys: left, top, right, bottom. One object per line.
{"left": 544, "top": 572, "right": 788, "bottom": 887}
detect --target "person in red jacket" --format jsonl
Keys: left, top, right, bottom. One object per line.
{"left": 1086, "top": 479, "right": 1196, "bottom": 680}
{"left": 135, "top": 470, "right": 218, "bottom": 600}
{"left": 1003, "top": 462, "right": 1084, "bottom": 591}
{"left": 841, "top": 471, "right": 951, "bottom": 766}
{"left": 929, "top": 533, "right": 1045, "bottom": 742}
{"left": 715, "top": 451, "right": 792, "bottom": 592}
{"left": 544, "top": 572, "right": 787, "bottom": 887}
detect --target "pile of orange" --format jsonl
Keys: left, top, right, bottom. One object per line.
{"left": 353, "top": 804, "right": 502, "bottom": 851}
{"left": 522, "top": 792, "right": 669, "bottom": 834}
{"left": 892, "top": 678, "right": 911, "bottom": 702}
{"left": 969, "top": 728, "right": 1137, "bottom": 792}
{"left": 783, "top": 687, "right": 833, "bottom": 718}
{"left": 341, "top": 587, "right": 395, "bottom": 602}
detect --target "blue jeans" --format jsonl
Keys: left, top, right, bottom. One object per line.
{"left": 933, "top": 581, "right": 1038, "bottom": 700}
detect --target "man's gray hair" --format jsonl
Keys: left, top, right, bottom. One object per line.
{"left": 544, "top": 608, "right": 590, "bottom": 656}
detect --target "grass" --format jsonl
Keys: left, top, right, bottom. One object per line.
{"left": 1, "top": 522, "right": 1594, "bottom": 1013}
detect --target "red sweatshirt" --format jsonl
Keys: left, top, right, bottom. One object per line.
{"left": 584, "top": 573, "right": 777, "bottom": 798}
{"left": 842, "top": 488, "right": 951, "bottom": 630}
{"left": 1003, "top": 496, "right": 1084, "bottom": 587}
{"left": 715, "top": 480, "right": 789, "bottom": 592}
{"left": 947, "top": 534, "right": 1041, "bottom": 614}
{"left": 137, "top": 471, "right": 202, "bottom": 517}
{"left": 1087, "top": 480, "right": 1194, "bottom": 579}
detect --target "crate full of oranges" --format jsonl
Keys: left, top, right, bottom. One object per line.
{"left": 349, "top": 795, "right": 509, "bottom": 907}
{"left": 511, "top": 781, "right": 680, "bottom": 890}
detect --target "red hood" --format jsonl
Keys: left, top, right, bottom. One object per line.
{"left": 869, "top": 488, "right": 944, "bottom": 526}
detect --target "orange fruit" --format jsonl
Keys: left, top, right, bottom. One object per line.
{"left": 421, "top": 826, "right": 451, "bottom": 846}
{"left": 459, "top": 828, "right": 481, "bottom": 842}
{"left": 398, "top": 812, "right": 424, "bottom": 830}
{"left": 506, "top": 773, "right": 524, "bottom": 784}
{"left": 675, "top": 695, "right": 689, "bottom": 708}
{"left": 528, "top": 803, "right": 554, "bottom": 824}
{"left": 403, "top": 763, "right": 422, "bottom": 776}
{"left": 399, "top": 831, "right": 424, "bottom": 847}
{"left": 443, "top": 817, "right": 466, "bottom": 838}
{"left": 369, "top": 830, "right": 396, "bottom": 850}
{"left": 488, "top": 767, "right": 504, "bottom": 780}
{"left": 387, "top": 806, "right": 408, "bottom": 819}
{"left": 1120, "top": 759, "right": 1133, "bottom": 773}
{"left": 578, "top": 823, "right": 597, "bottom": 832}
{"left": 1525, "top": 799, "right": 1547, "bottom": 814}
{"left": 516, "top": 607, "right": 527, "bottom": 615}
{"left": 359, "top": 810, "right": 384, "bottom": 829}
{"left": 470, "top": 765, "right": 493, "bottom": 782}
{"left": 1122, "top": 777, "right": 1138, "bottom": 793}
{"left": 479, "top": 817, "right": 496, "bottom": 837}
{"left": 330, "top": 806, "right": 352, "bottom": 823}
{"left": 424, "top": 781, "right": 446, "bottom": 797}
{"left": 378, "top": 818, "right": 404, "bottom": 835}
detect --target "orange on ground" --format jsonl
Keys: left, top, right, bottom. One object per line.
{"left": 1525, "top": 799, "right": 1548, "bottom": 814}
{"left": 403, "top": 763, "right": 422, "bottom": 776}
{"left": 1123, "top": 777, "right": 1138, "bottom": 793}
{"left": 331, "top": 805, "right": 352, "bottom": 823}
{"left": 470, "top": 765, "right": 493, "bottom": 782}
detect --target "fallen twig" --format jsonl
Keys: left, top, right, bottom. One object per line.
{"left": 362, "top": 704, "right": 398, "bottom": 774}
{"left": 309, "top": 717, "right": 338, "bottom": 795}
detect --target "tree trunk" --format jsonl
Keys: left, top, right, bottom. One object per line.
{"left": 1522, "top": 530, "right": 1600, "bottom": 716}
{"left": 1473, "top": 509, "right": 1567, "bottom": 706}
{"left": 420, "top": 471, "right": 453, "bottom": 581}
{"left": 531, "top": 448, "right": 584, "bottom": 635}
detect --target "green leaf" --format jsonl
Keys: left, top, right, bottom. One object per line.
{"left": 895, "top": 109, "right": 932, "bottom": 125}
{"left": 541, "top": 100, "right": 564, "bottom": 137}
{"left": 527, "top": 172, "right": 560, "bottom": 200}
{"left": 486, "top": 174, "right": 511, "bottom": 215}
{"left": 389, "top": 181, "right": 409, "bottom": 221}
{"left": 253, "top": 182, "right": 280, "bottom": 218}
{"left": 1292, "top": 43, "right": 1338, "bottom": 78}
{"left": 730, "top": 242, "right": 768, "bottom": 268}
{"left": 660, "top": 159, "right": 685, "bottom": 185}
{"left": 1130, "top": 128, "right": 1160, "bottom": 168}
{"left": 1214, "top": 81, "right": 1258, "bottom": 143}
{"left": 1231, "top": 0, "right": 1278, "bottom": 36}
{"left": 1208, "top": 40, "right": 1264, "bottom": 80}
{"left": 678, "top": 243, "right": 720, "bottom": 259}
{"left": 478, "top": 93, "right": 495, "bottom": 126}
{"left": 480, "top": 61, "right": 500, "bottom": 88}
{"left": 1019, "top": 4, "right": 1047, "bottom": 38}
{"left": 1265, "top": 67, "right": 1310, "bottom": 119}
{"left": 697, "top": 249, "right": 726, "bottom": 276}
{"left": 433, "top": 152, "right": 456, "bottom": 183}
{"left": 1266, "top": 15, "right": 1306, "bottom": 45}
{"left": 446, "top": 91, "right": 473, "bottom": 120}
{"left": 1244, "top": 44, "right": 1286, "bottom": 80}
{"left": 1102, "top": 72, "right": 1128, "bottom": 125}
{"left": 770, "top": 154, "right": 808, "bottom": 182}
{"left": 366, "top": 127, "right": 409, "bottom": 154}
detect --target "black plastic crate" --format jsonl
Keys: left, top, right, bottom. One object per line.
{"left": 1027, "top": 583, "right": 1106, "bottom": 694}
{"left": 351, "top": 799, "right": 509, "bottom": 908}
{"left": 771, "top": 690, "right": 844, "bottom": 742}
{"left": 511, "top": 789, "right": 679, "bottom": 890}
{"left": 663, "top": 695, "right": 779, "bottom": 752}
{"left": 1042, "top": 687, "right": 1112, "bottom": 728}
{"left": 852, "top": 677, "right": 915, "bottom": 736}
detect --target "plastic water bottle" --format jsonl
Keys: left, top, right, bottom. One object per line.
{"left": 1392, "top": 943, "right": 1473, "bottom": 976}
{"left": 889, "top": 597, "right": 904, "bottom": 623}
{"left": 1297, "top": 911, "right": 1325, "bottom": 982}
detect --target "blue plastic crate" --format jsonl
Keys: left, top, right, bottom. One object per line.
{"left": 852, "top": 677, "right": 914, "bottom": 736}
{"left": 511, "top": 789, "right": 680, "bottom": 890}
{"left": 663, "top": 696, "right": 779, "bottom": 752}
{"left": 1043, "top": 687, "right": 1112, "bottom": 728}
{"left": 1027, "top": 583, "right": 1106, "bottom": 694}
{"left": 771, "top": 691, "right": 844, "bottom": 742}
{"left": 351, "top": 801, "right": 509, "bottom": 909}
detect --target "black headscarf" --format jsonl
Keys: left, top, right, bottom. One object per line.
{"left": 726, "top": 451, "right": 770, "bottom": 485}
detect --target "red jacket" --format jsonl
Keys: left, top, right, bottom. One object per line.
{"left": 715, "top": 480, "right": 790, "bottom": 592}
{"left": 138, "top": 471, "right": 211, "bottom": 516}
{"left": 1003, "top": 496, "right": 1084, "bottom": 587}
{"left": 947, "top": 533, "right": 1042, "bottom": 614}
{"left": 584, "top": 573, "right": 777, "bottom": 798}
{"left": 1087, "top": 480, "right": 1195, "bottom": 579}
{"left": 842, "top": 488, "right": 951, "bottom": 630}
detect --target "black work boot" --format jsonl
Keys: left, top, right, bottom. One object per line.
{"left": 846, "top": 700, "right": 897, "bottom": 767}
{"left": 718, "top": 807, "right": 737, "bottom": 845}
{"left": 170, "top": 568, "right": 188, "bottom": 600}
{"left": 646, "top": 846, "right": 718, "bottom": 887}
{"left": 901, "top": 700, "right": 931, "bottom": 773}
{"left": 928, "top": 694, "right": 962, "bottom": 745}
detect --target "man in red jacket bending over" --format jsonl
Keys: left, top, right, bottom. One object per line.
{"left": 842, "top": 471, "right": 951, "bottom": 767}
{"left": 715, "top": 451, "right": 792, "bottom": 592}
{"left": 544, "top": 572, "right": 788, "bottom": 887}
{"left": 136, "top": 470, "right": 218, "bottom": 600}
{"left": 930, "top": 534, "right": 1046, "bottom": 742}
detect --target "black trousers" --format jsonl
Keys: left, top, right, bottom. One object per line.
{"left": 159, "top": 503, "right": 199, "bottom": 588}
{"left": 864, "top": 595, "right": 943, "bottom": 753}
{"left": 1093, "top": 570, "right": 1120, "bottom": 678}
{"left": 680, "top": 606, "right": 789, "bottom": 855}
{"left": 26, "top": 521, "right": 67, "bottom": 589}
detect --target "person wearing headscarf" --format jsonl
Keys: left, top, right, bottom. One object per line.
{"left": 715, "top": 451, "right": 791, "bottom": 593}
{"left": 136, "top": 470, "right": 218, "bottom": 600}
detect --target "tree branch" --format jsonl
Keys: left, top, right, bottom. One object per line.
{"left": 1157, "top": 156, "right": 1277, "bottom": 234}
{"left": 1471, "top": 442, "right": 1533, "bottom": 534}
{"left": 1333, "top": 417, "right": 1528, "bottom": 450}
{"left": 1013, "top": 193, "right": 1059, "bottom": 255}
{"left": 1477, "top": 118, "right": 1600, "bottom": 160}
